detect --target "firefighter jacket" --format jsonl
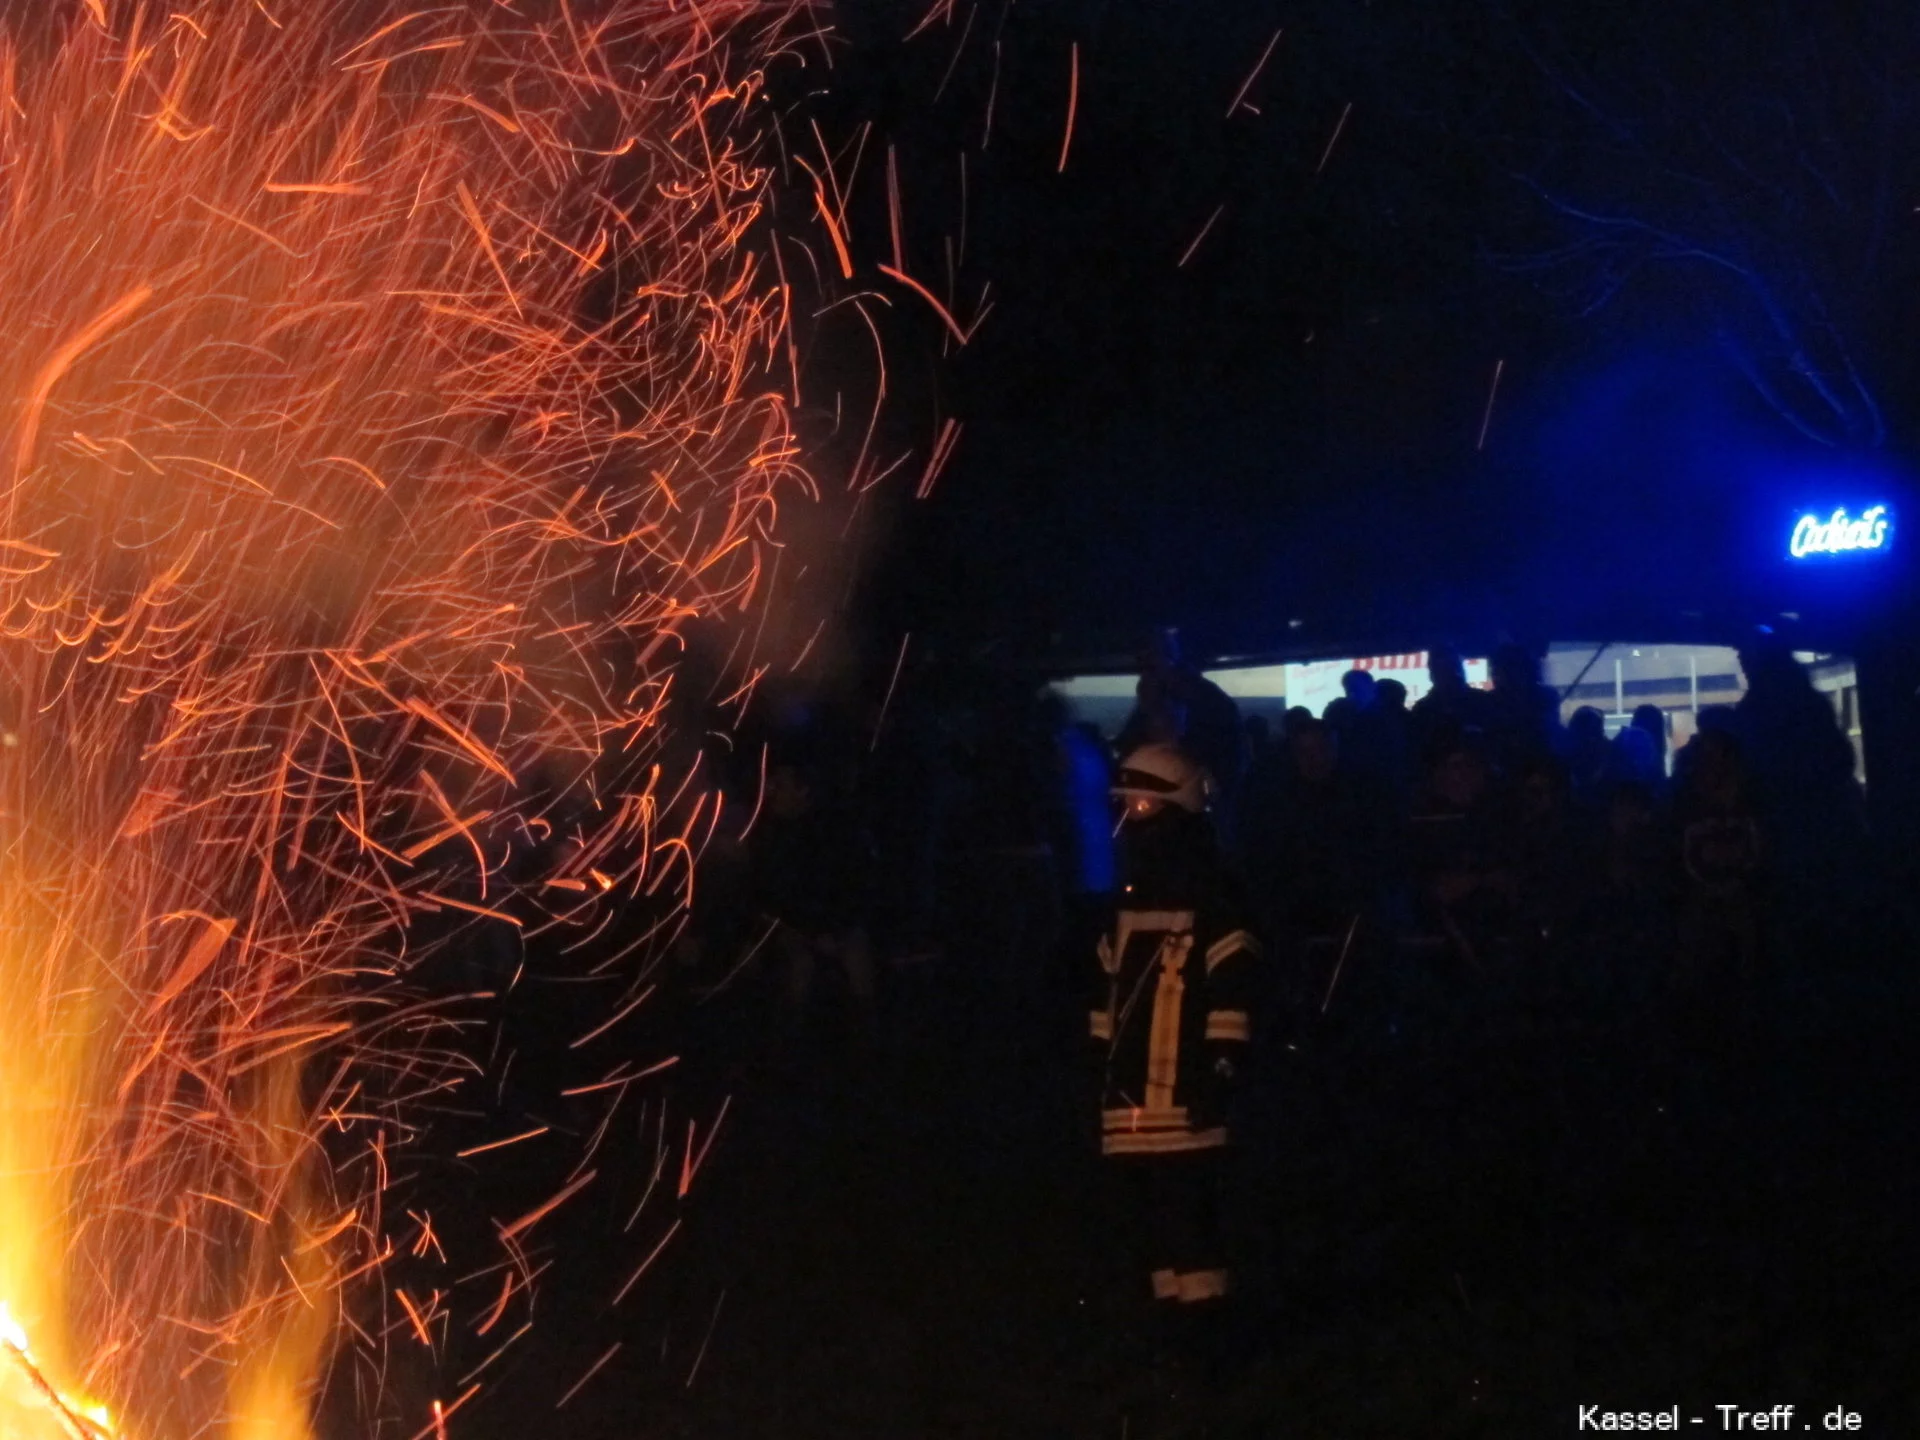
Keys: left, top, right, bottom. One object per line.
{"left": 1090, "top": 865, "right": 1259, "bottom": 1157}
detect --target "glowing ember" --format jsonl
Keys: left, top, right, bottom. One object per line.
{"left": 0, "top": 2, "right": 809, "bottom": 1437}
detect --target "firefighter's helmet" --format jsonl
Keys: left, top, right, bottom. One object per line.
{"left": 1113, "top": 742, "right": 1211, "bottom": 817}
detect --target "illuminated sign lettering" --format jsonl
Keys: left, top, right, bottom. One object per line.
{"left": 1789, "top": 505, "right": 1892, "bottom": 559}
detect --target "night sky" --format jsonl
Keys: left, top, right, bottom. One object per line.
{"left": 769, "top": 1, "right": 1920, "bottom": 660}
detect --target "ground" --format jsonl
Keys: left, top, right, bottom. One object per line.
{"left": 456, "top": 910, "right": 1920, "bottom": 1440}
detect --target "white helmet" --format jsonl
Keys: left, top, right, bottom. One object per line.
{"left": 1113, "top": 743, "right": 1211, "bottom": 817}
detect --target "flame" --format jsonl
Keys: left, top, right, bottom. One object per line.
{"left": 0, "top": 1, "right": 810, "bottom": 1437}
{"left": 1, "top": 1302, "right": 114, "bottom": 1439}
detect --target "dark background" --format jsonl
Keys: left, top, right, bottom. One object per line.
{"left": 374, "top": 6, "right": 1920, "bottom": 1438}
{"left": 783, "top": 0, "right": 1920, "bottom": 660}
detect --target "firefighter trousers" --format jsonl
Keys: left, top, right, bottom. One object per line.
{"left": 1109, "top": 1146, "right": 1230, "bottom": 1305}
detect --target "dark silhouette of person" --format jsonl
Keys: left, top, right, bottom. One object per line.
{"left": 1117, "top": 628, "right": 1246, "bottom": 834}
{"left": 1333, "top": 667, "right": 1406, "bottom": 800}
{"left": 1670, "top": 727, "right": 1766, "bottom": 1083}
{"left": 1602, "top": 781, "right": 1673, "bottom": 907}
{"left": 1564, "top": 705, "right": 1612, "bottom": 807}
{"left": 1369, "top": 677, "right": 1415, "bottom": 800}
{"left": 1505, "top": 754, "right": 1595, "bottom": 953}
{"left": 1410, "top": 644, "right": 1492, "bottom": 758}
{"left": 1672, "top": 707, "right": 1736, "bottom": 801}
{"left": 1632, "top": 704, "right": 1670, "bottom": 775}
{"left": 1051, "top": 708, "right": 1119, "bottom": 1023}
{"left": 1240, "top": 717, "right": 1380, "bottom": 943}
{"left": 1730, "top": 633, "right": 1863, "bottom": 901}
{"left": 1405, "top": 734, "right": 1516, "bottom": 968}
{"left": 1677, "top": 729, "right": 1763, "bottom": 901}
{"left": 1602, "top": 724, "right": 1664, "bottom": 798}
{"left": 1582, "top": 777, "right": 1679, "bottom": 1092}
{"left": 1593, "top": 779, "right": 1678, "bottom": 969}
{"left": 1698, "top": 705, "right": 1738, "bottom": 735}
{"left": 1486, "top": 641, "right": 1563, "bottom": 772}
{"left": 749, "top": 749, "right": 877, "bottom": 1031}
{"left": 1121, "top": 665, "right": 1187, "bottom": 753}
{"left": 1244, "top": 713, "right": 1274, "bottom": 771}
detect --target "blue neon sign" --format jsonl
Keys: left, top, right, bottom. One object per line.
{"left": 1789, "top": 504, "right": 1892, "bottom": 559}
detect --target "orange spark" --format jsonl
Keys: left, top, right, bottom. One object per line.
{"left": 805, "top": 165, "right": 857, "bottom": 280}
{"left": 1058, "top": 42, "right": 1079, "bottom": 173}
{"left": 887, "top": 144, "right": 906, "bottom": 274}
{"left": 1477, "top": 358, "right": 1507, "bottom": 450}
{"left": 914, "top": 417, "right": 962, "bottom": 500}
{"left": 10, "top": 283, "right": 152, "bottom": 495}
{"left": 402, "top": 1386, "right": 478, "bottom": 1440}
{"left": 878, "top": 264, "right": 977, "bottom": 346}
{"left": 677, "top": 1095, "right": 731, "bottom": 1199}
{"left": 982, "top": 40, "right": 1001, "bottom": 149}
{"left": 610, "top": 1219, "right": 683, "bottom": 1306}
{"left": 561, "top": 1055, "right": 678, "bottom": 1097}
{"left": 394, "top": 1289, "right": 437, "bottom": 1348}
{"left": 1226, "top": 28, "right": 1283, "bottom": 118}
{"left": 555, "top": 1343, "right": 622, "bottom": 1409}
{"left": 454, "top": 179, "right": 524, "bottom": 319}
{"left": 872, "top": 633, "right": 910, "bottom": 751}
{"left": 499, "top": 1171, "right": 598, "bottom": 1243}
{"left": 263, "top": 182, "right": 372, "bottom": 196}
{"left": 0, "top": 3, "right": 830, "bottom": 1437}
{"left": 568, "top": 985, "right": 657, "bottom": 1049}
{"left": 1178, "top": 205, "right": 1226, "bottom": 269}
{"left": 473, "top": 1271, "right": 516, "bottom": 1338}
{"left": 1316, "top": 100, "right": 1354, "bottom": 174}
{"left": 454, "top": 1127, "right": 550, "bottom": 1160}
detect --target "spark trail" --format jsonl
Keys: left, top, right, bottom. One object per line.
{"left": 0, "top": 2, "right": 814, "bottom": 1437}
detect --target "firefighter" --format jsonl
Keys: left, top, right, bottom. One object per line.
{"left": 1090, "top": 741, "right": 1260, "bottom": 1379}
